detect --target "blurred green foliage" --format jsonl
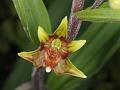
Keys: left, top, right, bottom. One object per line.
{"left": 0, "top": 0, "right": 120, "bottom": 90}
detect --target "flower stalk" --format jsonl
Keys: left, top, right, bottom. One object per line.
{"left": 32, "top": 67, "right": 47, "bottom": 90}
{"left": 92, "top": 0, "right": 104, "bottom": 9}
{"left": 67, "top": 0, "right": 85, "bottom": 40}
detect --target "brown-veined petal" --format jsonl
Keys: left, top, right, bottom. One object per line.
{"left": 68, "top": 40, "right": 86, "bottom": 53}
{"left": 38, "top": 26, "right": 49, "bottom": 43}
{"left": 18, "top": 49, "right": 44, "bottom": 68}
{"left": 53, "top": 58, "right": 87, "bottom": 78}
{"left": 53, "top": 16, "right": 68, "bottom": 38}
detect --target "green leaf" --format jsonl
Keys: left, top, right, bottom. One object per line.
{"left": 3, "top": 1, "right": 52, "bottom": 89}
{"left": 76, "top": 8, "right": 120, "bottom": 22}
{"left": 48, "top": 0, "right": 72, "bottom": 29}
{"left": 13, "top": 0, "right": 51, "bottom": 46}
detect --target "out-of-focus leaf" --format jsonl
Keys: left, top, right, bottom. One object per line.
{"left": 48, "top": 0, "right": 72, "bottom": 29}
{"left": 76, "top": 9, "right": 120, "bottom": 22}
{"left": 3, "top": 58, "right": 32, "bottom": 90}
{"left": 13, "top": 0, "right": 51, "bottom": 46}
{"left": 3, "top": 41, "right": 35, "bottom": 90}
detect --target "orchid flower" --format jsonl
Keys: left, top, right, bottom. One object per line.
{"left": 18, "top": 16, "right": 87, "bottom": 78}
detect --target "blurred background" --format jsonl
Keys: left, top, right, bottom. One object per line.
{"left": 0, "top": 0, "right": 26, "bottom": 89}
{"left": 0, "top": 0, "right": 120, "bottom": 90}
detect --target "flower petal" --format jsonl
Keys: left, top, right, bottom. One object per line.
{"left": 38, "top": 26, "right": 49, "bottom": 42}
{"left": 53, "top": 16, "right": 68, "bottom": 38}
{"left": 18, "top": 49, "right": 44, "bottom": 68}
{"left": 54, "top": 58, "right": 87, "bottom": 78}
{"left": 68, "top": 40, "right": 86, "bottom": 52}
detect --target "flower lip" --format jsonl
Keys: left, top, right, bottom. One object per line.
{"left": 42, "top": 35, "right": 70, "bottom": 59}
{"left": 44, "top": 48, "right": 61, "bottom": 68}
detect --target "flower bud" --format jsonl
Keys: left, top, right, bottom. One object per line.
{"left": 109, "top": 0, "right": 120, "bottom": 9}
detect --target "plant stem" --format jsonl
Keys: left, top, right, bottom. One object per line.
{"left": 91, "top": 0, "right": 104, "bottom": 9}
{"left": 67, "top": 0, "right": 85, "bottom": 41}
{"left": 32, "top": 67, "right": 47, "bottom": 90}
{"left": 67, "top": 0, "right": 104, "bottom": 41}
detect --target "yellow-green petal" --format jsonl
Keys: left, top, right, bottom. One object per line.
{"left": 54, "top": 58, "right": 87, "bottom": 78}
{"left": 18, "top": 49, "right": 43, "bottom": 68}
{"left": 38, "top": 26, "right": 49, "bottom": 43}
{"left": 68, "top": 40, "right": 86, "bottom": 52}
{"left": 53, "top": 16, "right": 68, "bottom": 38}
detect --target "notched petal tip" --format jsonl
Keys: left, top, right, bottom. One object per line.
{"left": 38, "top": 26, "right": 49, "bottom": 42}
{"left": 54, "top": 58, "right": 87, "bottom": 78}
{"left": 68, "top": 40, "right": 86, "bottom": 53}
{"left": 53, "top": 16, "right": 68, "bottom": 38}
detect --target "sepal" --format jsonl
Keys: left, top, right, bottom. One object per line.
{"left": 54, "top": 58, "right": 87, "bottom": 78}
{"left": 38, "top": 26, "right": 49, "bottom": 43}
{"left": 68, "top": 40, "right": 86, "bottom": 52}
{"left": 18, "top": 49, "right": 43, "bottom": 68}
{"left": 53, "top": 16, "right": 68, "bottom": 38}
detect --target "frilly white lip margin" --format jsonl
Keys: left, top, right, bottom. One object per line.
{"left": 46, "top": 66, "right": 52, "bottom": 73}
